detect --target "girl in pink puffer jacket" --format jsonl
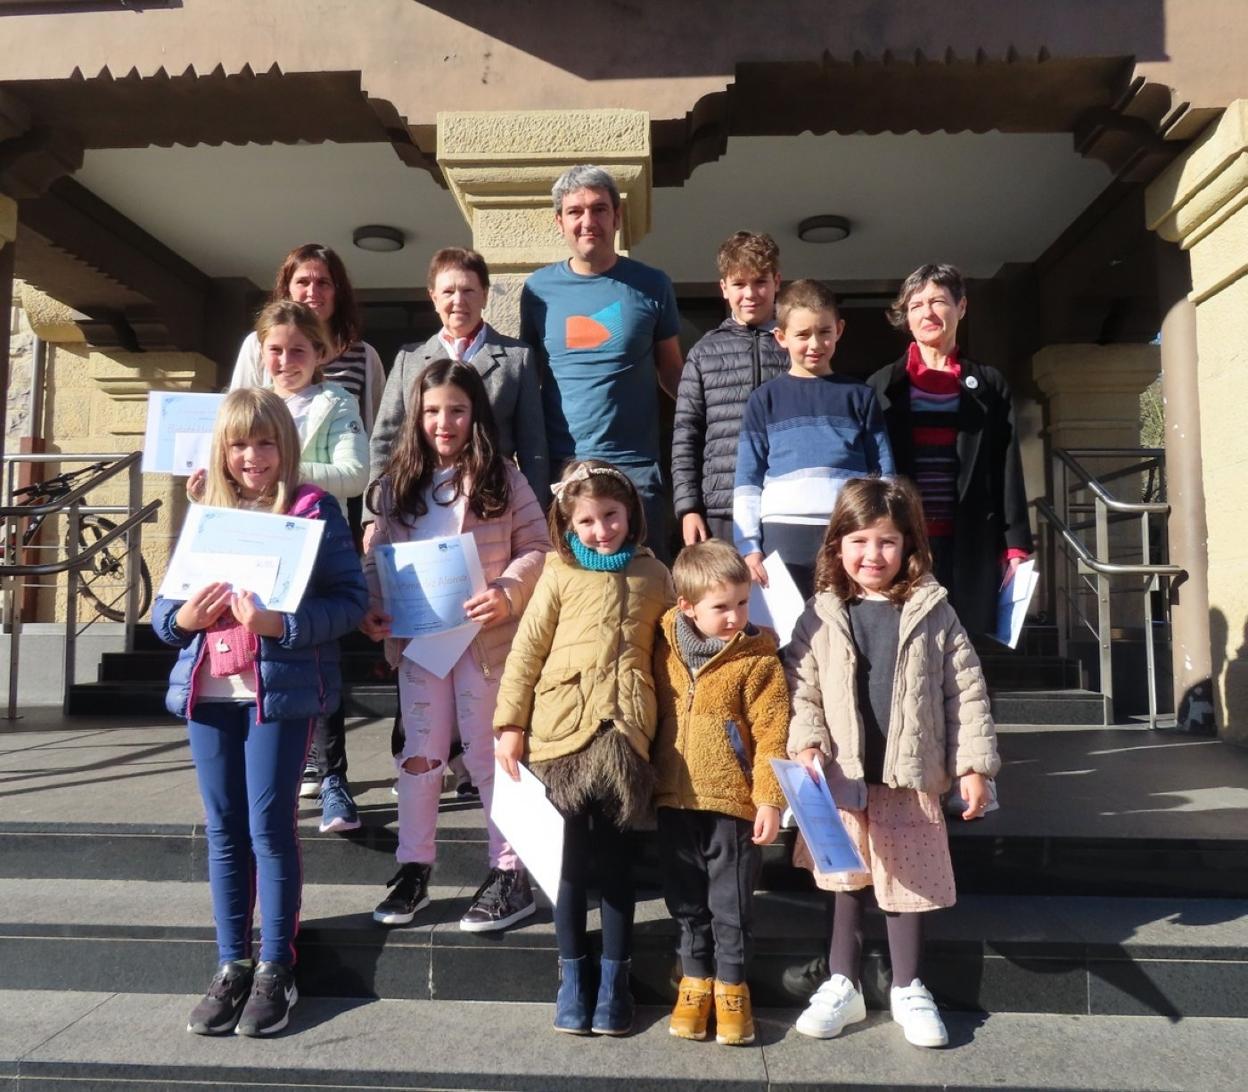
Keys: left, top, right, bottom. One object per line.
{"left": 360, "top": 360, "right": 550, "bottom": 935}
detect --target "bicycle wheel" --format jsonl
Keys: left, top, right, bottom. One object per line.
{"left": 73, "top": 516, "right": 153, "bottom": 622}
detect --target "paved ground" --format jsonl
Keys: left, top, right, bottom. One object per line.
{"left": 1, "top": 710, "right": 1244, "bottom": 840}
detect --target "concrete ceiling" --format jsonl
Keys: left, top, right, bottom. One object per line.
{"left": 74, "top": 130, "right": 1111, "bottom": 292}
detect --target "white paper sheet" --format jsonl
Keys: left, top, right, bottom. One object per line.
{"left": 994, "top": 558, "right": 1039, "bottom": 650}
{"left": 771, "top": 758, "right": 867, "bottom": 874}
{"left": 142, "top": 392, "right": 224, "bottom": 474}
{"left": 171, "top": 432, "right": 213, "bottom": 477}
{"left": 159, "top": 504, "right": 325, "bottom": 612}
{"left": 374, "top": 534, "right": 487, "bottom": 637}
{"left": 489, "top": 762, "right": 564, "bottom": 906}
{"left": 748, "top": 550, "right": 807, "bottom": 647}
{"left": 184, "top": 552, "right": 280, "bottom": 605}
{"left": 401, "top": 621, "right": 482, "bottom": 679}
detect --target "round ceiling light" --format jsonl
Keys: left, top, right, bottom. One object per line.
{"left": 797, "top": 215, "right": 851, "bottom": 244}
{"left": 352, "top": 225, "right": 405, "bottom": 253}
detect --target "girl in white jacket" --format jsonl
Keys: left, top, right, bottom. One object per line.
{"left": 784, "top": 476, "right": 999, "bottom": 1050}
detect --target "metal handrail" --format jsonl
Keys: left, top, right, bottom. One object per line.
{"left": 0, "top": 501, "right": 160, "bottom": 576}
{"left": 1035, "top": 448, "right": 1181, "bottom": 730}
{"left": 1053, "top": 449, "right": 1169, "bottom": 515}
{"left": 0, "top": 451, "right": 142, "bottom": 518}
{"left": 1, "top": 452, "right": 160, "bottom": 720}
{"left": 1033, "top": 500, "right": 1182, "bottom": 577}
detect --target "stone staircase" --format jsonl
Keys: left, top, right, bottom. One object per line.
{"left": 2, "top": 714, "right": 1247, "bottom": 1089}
{"left": 66, "top": 623, "right": 1109, "bottom": 725}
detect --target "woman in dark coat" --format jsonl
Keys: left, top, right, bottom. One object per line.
{"left": 867, "top": 263, "right": 1032, "bottom": 637}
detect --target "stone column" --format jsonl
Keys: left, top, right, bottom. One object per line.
{"left": 1147, "top": 100, "right": 1248, "bottom": 745}
{"left": 0, "top": 195, "right": 16, "bottom": 472}
{"left": 436, "top": 109, "right": 652, "bottom": 336}
{"left": 1033, "top": 345, "right": 1161, "bottom": 639}
{"left": 1155, "top": 246, "right": 1215, "bottom": 734}
{"left": 21, "top": 284, "right": 215, "bottom": 621}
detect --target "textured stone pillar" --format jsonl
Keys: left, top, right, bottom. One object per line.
{"left": 22, "top": 282, "right": 215, "bottom": 620}
{"left": 1033, "top": 345, "right": 1160, "bottom": 633}
{"left": 1147, "top": 100, "right": 1248, "bottom": 744}
{"left": 437, "top": 109, "right": 652, "bottom": 336}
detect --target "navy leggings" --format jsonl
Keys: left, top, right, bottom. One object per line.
{"left": 186, "top": 701, "right": 312, "bottom": 965}
{"left": 554, "top": 800, "right": 636, "bottom": 962}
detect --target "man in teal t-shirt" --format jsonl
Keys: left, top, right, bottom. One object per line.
{"left": 521, "top": 164, "right": 684, "bottom": 561}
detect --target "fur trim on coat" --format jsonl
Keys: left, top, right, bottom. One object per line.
{"left": 531, "top": 723, "right": 656, "bottom": 829}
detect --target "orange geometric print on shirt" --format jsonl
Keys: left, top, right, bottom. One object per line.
{"left": 566, "top": 314, "right": 612, "bottom": 350}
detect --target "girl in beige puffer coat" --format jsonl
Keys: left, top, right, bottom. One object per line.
{"left": 784, "top": 476, "right": 999, "bottom": 1050}
{"left": 495, "top": 459, "right": 675, "bottom": 1037}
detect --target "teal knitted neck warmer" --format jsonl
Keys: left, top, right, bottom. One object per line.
{"left": 565, "top": 532, "right": 636, "bottom": 572}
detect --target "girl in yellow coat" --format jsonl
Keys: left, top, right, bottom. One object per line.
{"left": 495, "top": 459, "right": 674, "bottom": 1038}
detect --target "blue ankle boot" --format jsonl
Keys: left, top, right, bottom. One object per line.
{"left": 591, "top": 957, "right": 634, "bottom": 1036}
{"left": 553, "top": 956, "right": 592, "bottom": 1034}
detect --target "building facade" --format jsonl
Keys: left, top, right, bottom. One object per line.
{"left": 1, "top": 0, "right": 1246, "bottom": 740}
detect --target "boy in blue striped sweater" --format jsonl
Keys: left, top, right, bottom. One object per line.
{"left": 733, "top": 280, "right": 894, "bottom": 599}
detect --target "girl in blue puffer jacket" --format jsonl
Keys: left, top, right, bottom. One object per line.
{"left": 152, "top": 387, "right": 367, "bottom": 1039}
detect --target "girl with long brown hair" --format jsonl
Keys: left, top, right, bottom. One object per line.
{"left": 359, "top": 360, "right": 550, "bottom": 934}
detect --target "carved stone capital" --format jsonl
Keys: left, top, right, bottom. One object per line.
{"left": 437, "top": 109, "right": 652, "bottom": 274}
{"left": 18, "top": 282, "right": 86, "bottom": 344}
{"left": 1146, "top": 101, "right": 1248, "bottom": 303}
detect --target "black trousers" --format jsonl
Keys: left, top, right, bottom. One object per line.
{"left": 658, "top": 808, "right": 760, "bottom": 985}
{"left": 705, "top": 515, "right": 735, "bottom": 544}
{"left": 307, "top": 701, "right": 347, "bottom": 780}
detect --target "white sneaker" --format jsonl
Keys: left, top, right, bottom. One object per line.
{"left": 890, "top": 979, "right": 948, "bottom": 1047}
{"left": 794, "top": 974, "right": 866, "bottom": 1039}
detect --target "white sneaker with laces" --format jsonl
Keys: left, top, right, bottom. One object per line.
{"left": 890, "top": 979, "right": 948, "bottom": 1047}
{"left": 794, "top": 973, "right": 866, "bottom": 1039}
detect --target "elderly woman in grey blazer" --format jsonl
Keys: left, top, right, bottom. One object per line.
{"left": 368, "top": 247, "right": 548, "bottom": 506}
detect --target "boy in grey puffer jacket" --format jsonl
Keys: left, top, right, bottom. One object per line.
{"left": 672, "top": 233, "right": 787, "bottom": 545}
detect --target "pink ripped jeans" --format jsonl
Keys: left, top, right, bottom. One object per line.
{"left": 396, "top": 652, "right": 517, "bottom": 871}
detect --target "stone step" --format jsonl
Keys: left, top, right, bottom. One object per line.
{"left": 3, "top": 989, "right": 1245, "bottom": 1091}
{"left": 2, "top": 879, "right": 1246, "bottom": 1019}
{"left": 64, "top": 678, "right": 1110, "bottom": 725}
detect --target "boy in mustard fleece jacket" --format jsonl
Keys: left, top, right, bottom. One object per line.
{"left": 652, "top": 540, "right": 790, "bottom": 1047}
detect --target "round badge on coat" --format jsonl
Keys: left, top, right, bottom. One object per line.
{"left": 964, "top": 376, "right": 979, "bottom": 390}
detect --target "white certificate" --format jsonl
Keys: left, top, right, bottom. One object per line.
{"left": 748, "top": 550, "right": 807, "bottom": 647}
{"left": 171, "top": 432, "right": 213, "bottom": 477}
{"left": 373, "top": 534, "right": 486, "bottom": 638}
{"left": 994, "top": 558, "right": 1039, "bottom": 650}
{"left": 142, "top": 392, "right": 224, "bottom": 474}
{"left": 490, "top": 762, "right": 564, "bottom": 906}
{"left": 771, "top": 758, "right": 867, "bottom": 875}
{"left": 401, "top": 622, "right": 482, "bottom": 679}
{"left": 159, "top": 504, "right": 325, "bottom": 612}
{"left": 185, "top": 552, "right": 280, "bottom": 605}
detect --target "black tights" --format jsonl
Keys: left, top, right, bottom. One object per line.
{"left": 554, "top": 800, "right": 635, "bottom": 962}
{"left": 827, "top": 889, "right": 923, "bottom": 989}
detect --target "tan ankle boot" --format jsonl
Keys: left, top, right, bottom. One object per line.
{"left": 714, "top": 979, "right": 755, "bottom": 1045}
{"left": 669, "top": 975, "right": 714, "bottom": 1040}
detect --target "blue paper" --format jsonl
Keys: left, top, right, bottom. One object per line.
{"left": 771, "top": 758, "right": 867, "bottom": 874}
{"left": 142, "top": 392, "right": 225, "bottom": 475}
{"left": 373, "top": 534, "right": 487, "bottom": 639}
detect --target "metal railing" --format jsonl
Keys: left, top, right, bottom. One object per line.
{"left": 0, "top": 452, "right": 161, "bottom": 719}
{"left": 1034, "top": 447, "right": 1182, "bottom": 729}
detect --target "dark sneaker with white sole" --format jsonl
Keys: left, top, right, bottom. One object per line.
{"left": 234, "top": 961, "right": 297, "bottom": 1037}
{"left": 187, "top": 960, "right": 254, "bottom": 1035}
{"left": 459, "top": 867, "right": 536, "bottom": 933}
{"left": 318, "top": 773, "right": 361, "bottom": 833}
{"left": 373, "top": 862, "right": 432, "bottom": 925}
